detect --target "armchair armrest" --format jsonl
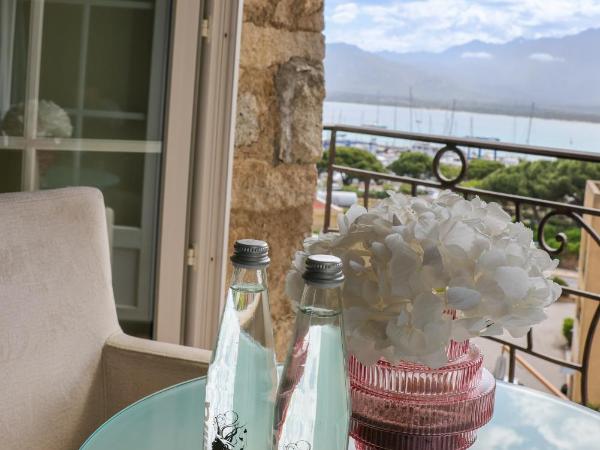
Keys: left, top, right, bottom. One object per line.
{"left": 103, "top": 332, "right": 211, "bottom": 417}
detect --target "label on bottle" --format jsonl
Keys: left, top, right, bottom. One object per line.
{"left": 206, "top": 410, "right": 248, "bottom": 450}
{"left": 282, "top": 440, "right": 312, "bottom": 450}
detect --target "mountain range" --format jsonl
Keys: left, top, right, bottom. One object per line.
{"left": 325, "top": 28, "right": 600, "bottom": 120}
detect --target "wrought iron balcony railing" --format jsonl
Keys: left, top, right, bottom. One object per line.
{"left": 322, "top": 123, "right": 600, "bottom": 406}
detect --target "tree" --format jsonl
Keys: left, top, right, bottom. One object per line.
{"left": 387, "top": 152, "right": 433, "bottom": 179}
{"left": 551, "top": 160, "right": 600, "bottom": 203}
{"left": 479, "top": 160, "right": 600, "bottom": 204}
{"left": 466, "top": 159, "right": 504, "bottom": 180}
{"left": 319, "top": 146, "right": 386, "bottom": 184}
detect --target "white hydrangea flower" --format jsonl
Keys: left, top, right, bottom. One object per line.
{"left": 285, "top": 190, "right": 562, "bottom": 368}
{"left": 1, "top": 100, "right": 73, "bottom": 138}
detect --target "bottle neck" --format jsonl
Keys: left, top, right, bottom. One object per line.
{"left": 230, "top": 265, "right": 267, "bottom": 286}
{"left": 299, "top": 282, "right": 343, "bottom": 315}
{"left": 229, "top": 265, "right": 268, "bottom": 310}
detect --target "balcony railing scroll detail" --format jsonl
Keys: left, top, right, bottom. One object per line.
{"left": 323, "top": 123, "right": 600, "bottom": 406}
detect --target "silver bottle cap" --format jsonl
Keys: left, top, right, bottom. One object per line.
{"left": 303, "top": 254, "right": 344, "bottom": 286}
{"left": 230, "top": 239, "right": 270, "bottom": 267}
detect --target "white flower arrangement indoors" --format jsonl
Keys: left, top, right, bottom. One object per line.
{"left": 1, "top": 100, "right": 73, "bottom": 138}
{"left": 286, "top": 190, "right": 562, "bottom": 368}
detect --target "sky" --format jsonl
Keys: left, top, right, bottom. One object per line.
{"left": 325, "top": 0, "right": 600, "bottom": 53}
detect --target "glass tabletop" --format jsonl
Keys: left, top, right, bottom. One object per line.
{"left": 81, "top": 377, "right": 600, "bottom": 450}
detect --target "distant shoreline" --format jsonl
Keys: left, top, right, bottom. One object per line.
{"left": 325, "top": 93, "right": 600, "bottom": 125}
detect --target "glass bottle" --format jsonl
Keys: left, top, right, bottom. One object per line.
{"left": 273, "top": 255, "right": 350, "bottom": 450}
{"left": 204, "top": 239, "right": 277, "bottom": 450}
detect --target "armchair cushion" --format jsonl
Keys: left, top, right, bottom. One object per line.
{"left": 0, "top": 188, "right": 120, "bottom": 450}
{"left": 103, "top": 333, "right": 211, "bottom": 416}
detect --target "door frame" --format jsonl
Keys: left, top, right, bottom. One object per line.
{"left": 184, "top": 0, "right": 244, "bottom": 349}
{"left": 154, "top": 0, "right": 243, "bottom": 347}
{"left": 153, "top": 0, "right": 202, "bottom": 344}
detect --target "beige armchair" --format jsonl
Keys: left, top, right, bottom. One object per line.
{"left": 0, "top": 187, "right": 211, "bottom": 450}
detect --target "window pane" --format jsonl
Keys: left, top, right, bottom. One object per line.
{"left": 39, "top": 2, "right": 83, "bottom": 111}
{"left": 0, "top": 149, "right": 22, "bottom": 192}
{"left": 37, "top": 148, "right": 161, "bottom": 325}
{"left": 38, "top": 150, "right": 158, "bottom": 228}
{"left": 85, "top": 6, "right": 154, "bottom": 114}
{"left": 83, "top": 117, "right": 147, "bottom": 141}
{"left": 0, "top": 0, "right": 30, "bottom": 137}
{"left": 38, "top": 0, "right": 166, "bottom": 140}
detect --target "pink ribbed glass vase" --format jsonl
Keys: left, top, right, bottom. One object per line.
{"left": 348, "top": 340, "right": 495, "bottom": 450}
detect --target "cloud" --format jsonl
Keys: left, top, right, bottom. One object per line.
{"left": 477, "top": 425, "right": 524, "bottom": 449}
{"left": 330, "top": 3, "right": 359, "bottom": 24}
{"left": 509, "top": 392, "right": 600, "bottom": 448}
{"left": 324, "top": 0, "right": 600, "bottom": 53}
{"left": 461, "top": 51, "right": 493, "bottom": 59}
{"left": 529, "top": 52, "right": 565, "bottom": 62}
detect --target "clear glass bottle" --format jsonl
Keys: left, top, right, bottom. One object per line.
{"left": 204, "top": 239, "right": 277, "bottom": 450}
{"left": 274, "top": 255, "right": 350, "bottom": 450}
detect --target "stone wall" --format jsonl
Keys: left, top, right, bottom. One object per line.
{"left": 230, "top": 0, "right": 325, "bottom": 358}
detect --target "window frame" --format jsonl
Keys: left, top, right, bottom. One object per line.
{"left": 152, "top": 0, "right": 202, "bottom": 344}
{"left": 154, "top": 0, "right": 243, "bottom": 347}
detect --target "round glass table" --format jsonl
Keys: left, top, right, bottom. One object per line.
{"left": 81, "top": 377, "right": 600, "bottom": 450}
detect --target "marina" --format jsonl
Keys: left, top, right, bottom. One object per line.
{"left": 323, "top": 101, "right": 600, "bottom": 166}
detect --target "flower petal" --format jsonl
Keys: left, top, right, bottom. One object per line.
{"left": 447, "top": 286, "right": 482, "bottom": 310}
{"left": 494, "top": 266, "right": 530, "bottom": 300}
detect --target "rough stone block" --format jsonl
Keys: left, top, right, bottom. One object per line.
{"left": 235, "top": 67, "right": 279, "bottom": 161}
{"left": 240, "top": 22, "right": 324, "bottom": 69}
{"left": 230, "top": 158, "right": 317, "bottom": 212}
{"left": 244, "top": 0, "right": 324, "bottom": 32}
{"left": 243, "top": 0, "right": 277, "bottom": 27}
{"left": 273, "top": 0, "right": 324, "bottom": 32}
{"left": 235, "top": 92, "right": 260, "bottom": 148}
{"left": 275, "top": 57, "right": 325, "bottom": 164}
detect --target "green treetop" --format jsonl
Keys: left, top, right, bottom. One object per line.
{"left": 318, "top": 146, "right": 386, "bottom": 184}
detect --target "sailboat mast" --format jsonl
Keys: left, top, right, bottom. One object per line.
{"left": 393, "top": 101, "right": 399, "bottom": 147}
{"left": 375, "top": 91, "right": 381, "bottom": 125}
{"left": 448, "top": 99, "right": 456, "bottom": 136}
{"left": 409, "top": 87, "right": 413, "bottom": 132}
{"left": 526, "top": 102, "right": 535, "bottom": 145}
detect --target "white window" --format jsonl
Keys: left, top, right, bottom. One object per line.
{"left": 0, "top": 0, "right": 242, "bottom": 346}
